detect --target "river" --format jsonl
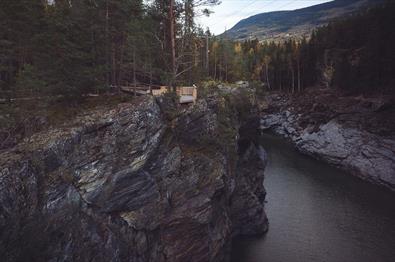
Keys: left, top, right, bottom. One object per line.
{"left": 231, "top": 133, "right": 395, "bottom": 262}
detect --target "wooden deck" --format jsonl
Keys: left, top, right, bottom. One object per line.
{"left": 177, "top": 86, "right": 197, "bottom": 104}
{"left": 120, "top": 86, "right": 151, "bottom": 96}
{"left": 120, "top": 85, "right": 197, "bottom": 104}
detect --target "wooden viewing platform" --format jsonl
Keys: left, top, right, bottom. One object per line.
{"left": 120, "top": 86, "right": 152, "bottom": 96}
{"left": 120, "top": 84, "right": 197, "bottom": 104}
{"left": 176, "top": 86, "right": 197, "bottom": 104}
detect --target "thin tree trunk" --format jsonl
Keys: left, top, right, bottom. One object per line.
{"left": 92, "top": 30, "right": 99, "bottom": 94}
{"left": 149, "top": 61, "right": 152, "bottom": 94}
{"left": 265, "top": 63, "right": 271, "bottom": 90}
{"left": 291, "top": 66, "right": 295, "bottom": 94}
{"left": 105, "top": 0, "right": 110, "bottom": 91}
{"left": 214, "top": 51, "right": 217, "bottom": 80}
{"left": 117, "top": 37, "right": 126, "bottom": 93}
{"left": 133, "top": 47, "right": 136, "bottom": 96}
{"left": 169, "top": 0, "right": 176, "bottom": 91}
{"left": 279, "top": 70, "right": 282, "bottom": 92}
{"left": 206, "top": 34, "right": 209, "bottom": 75}
{"left": 111, "top": 44, "right": 116, "bottom": 88}
{"left": 297, "top": 59, "right": 301, "bottom": 92}
{"left": 219, "top": 60, "right": 222, "bottom": 81}
{"left": 225, "top": 62, "right": 228, "bottom": 82}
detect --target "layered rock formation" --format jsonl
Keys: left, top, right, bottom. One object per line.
{"left": 0, "top": 93, "right": 267, "bottom": 262}
{"left": 260, "top": 89, "right": 395, "bottom": 191}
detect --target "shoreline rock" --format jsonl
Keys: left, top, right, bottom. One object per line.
{"left": 259, "top": 90, "right": 395, "bottom": 192}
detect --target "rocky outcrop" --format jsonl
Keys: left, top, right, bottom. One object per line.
{"left": 0, "top": 93, "right": 267, "bottom": 262}
{"left": 230, "top": 144, "right": 268, "bottom": 236}
{"left": 260, "top": 90, "right": 395, "bottom": 191}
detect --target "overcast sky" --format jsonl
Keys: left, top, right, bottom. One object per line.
{"left": 198, "top": 0, "right": 333, "bottom": 35}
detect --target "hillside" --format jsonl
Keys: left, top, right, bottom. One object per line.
{"left": 224, "top": 0, "right": 383, "bottom": 41}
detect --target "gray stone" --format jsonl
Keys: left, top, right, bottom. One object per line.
{"left": 0, "top": 95, "right": 268, "bottom": 262}
{"left": 260, "top": 95, "right": 395, "bottom": 191}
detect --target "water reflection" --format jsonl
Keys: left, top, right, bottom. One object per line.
{"left": 231, "top": 133, "right": 395, "bottom": 262}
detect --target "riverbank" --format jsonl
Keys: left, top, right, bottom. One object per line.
{"left": 259, "top": 88, "right": 395, "bottom": 191}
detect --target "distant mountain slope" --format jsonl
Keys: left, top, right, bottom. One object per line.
{"left": 224, "top": 0, "right": 383, "bottom": 41}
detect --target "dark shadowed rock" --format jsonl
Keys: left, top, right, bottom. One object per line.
{"left": 231, "top": 144, "right": 268, "bottom": 236}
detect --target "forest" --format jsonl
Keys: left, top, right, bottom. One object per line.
{"left": 208, "top": 2, "right": 395, "bottom": 95}
{"left": 1, "top": 1, "right": 394, "bottom": 99}
{"left": 0, "top": 0, "right": 218, "bottom": 98}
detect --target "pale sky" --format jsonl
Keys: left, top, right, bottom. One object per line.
{"left": 198, "top": 0, "right": 333, "bottom": 35}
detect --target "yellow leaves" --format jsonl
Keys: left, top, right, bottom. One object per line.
{"left": 212, "top": 41, "right": 219, "bottom": 51}
{"left": 234, "top": 42, "right": 242, "bottom": 54}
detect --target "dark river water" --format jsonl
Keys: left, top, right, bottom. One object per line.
{"left": 231, "top": 133, "right": 395, "bottom": 262}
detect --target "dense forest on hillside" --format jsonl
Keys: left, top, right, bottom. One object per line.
{"left": 0, "top": 0, "right": 218, "bottom": 98}
{"left": 209, "top": 2, "right": 395, "bottom": 95}
{"left": 1, "top": 1, "right": 394, "bottom": 99}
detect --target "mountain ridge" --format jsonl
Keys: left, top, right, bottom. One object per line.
{"left": 223, "top": 0, "right": 383, "bottom": 41}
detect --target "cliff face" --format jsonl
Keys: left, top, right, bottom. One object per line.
{"left": 0, "top": 93, "right": 267, "bottom": 262}
{"left": 260, "top": 90, "right": 395, "bottom": 191}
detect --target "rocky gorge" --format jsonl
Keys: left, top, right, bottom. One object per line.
{"left": 260, "top": 89, "right": 395, "bottom": 191}
{"left": 0, "top": 91, "right": 268, "bottom": 262}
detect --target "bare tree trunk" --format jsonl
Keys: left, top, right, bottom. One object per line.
{"left": 206, "top": 34, "right": 209, "bottom": 75}
{"left": 149, "top": 58, "right": 153, "bottom": 95}
{"left": 297, "top": 59, "right": 301, "bottom": 92}
{"left": 279, "top": 70, "right": 282, "bottom": 92}
{"left": 133, "top": 47, "right": 136, "bottom": 96}
{"left": 117, "top": 37, "right": 126, "bottom": 93}
{"left": 169, "top": 0, "right": 176, "bottom": 91}
{"left": 214, "top": 51, "right": 217, "bottom": 80}
{"left": 225, "top": 61, "right": 228, "bottom": 82}
{"left": 105, "top": 0, "right": 111, "bottom": 91}
{"left": 265, "top": 63, "right": 271, "bottom": 90}
{"left": 219, "top": 60, "right": 222, "bottom": 81}
{"left": 224, "top": 37, "right": 228, "bottom": 82}
{"left": 291, "top": 66, "right": 295, "bottom": 94}
{"left": 111, "top": 44, "right": 116, "bottom": 88}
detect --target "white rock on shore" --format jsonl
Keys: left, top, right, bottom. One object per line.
{"left": 260, "top": 111, "right": 395, "bottom": 191}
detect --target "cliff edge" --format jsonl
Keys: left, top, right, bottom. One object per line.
{"left": 0, "top": 91, "right": 267, "bottom": 262}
